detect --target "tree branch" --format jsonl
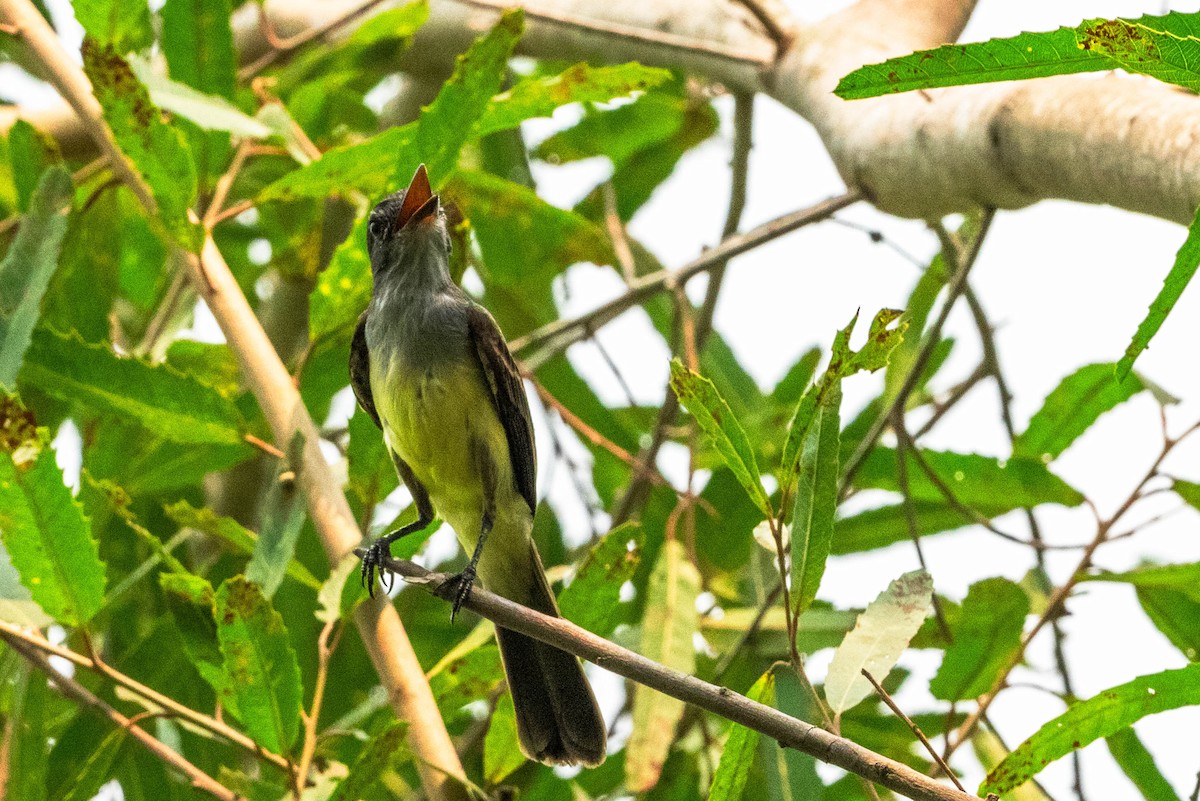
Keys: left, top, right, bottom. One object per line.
{"left": 0, "top": 3, "right": 467, "bottom": 798}
{"left": 363, "top": 552, "right": 975, "bottom": 801}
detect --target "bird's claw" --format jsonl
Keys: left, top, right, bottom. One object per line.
{"left": 448, "top": 564, "right": 476, "bottom": 622}
{"left": 359, "top": 539, "right": 395, "bottom": 598}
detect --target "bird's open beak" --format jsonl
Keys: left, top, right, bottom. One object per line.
{"left": 395, "top": 164, "right": 440, "bottom": 229}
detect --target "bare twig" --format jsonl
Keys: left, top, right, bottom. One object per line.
{"left": 862, "top": 668, "right": 965, "bottom": 793}
{"left": 295, "top": 619, "right": 341, "bottom": 795}
{"left": 364, "top": 552, "right": 976, "bottom": 801}
{"left": 238, "top": 0, "right": 392, "bottom": 79}
{"left": 1, "top": 633, "right": 240, "bottom": 801}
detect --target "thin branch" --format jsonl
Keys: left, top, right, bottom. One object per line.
{"left": 295, "top": 619, "right": 341, "bottom": 795}
{"left": 238, "top": 0, "right": 392, "bottom": 80}
{"left": 861, "top": 668, "right": 964, "bottom": 793}
{"left": 511, "top": 190, "right": 860, "bottom": 369}
{"left": 0, "top": 4, "right": 468, "bottom": 797}
{"left": 1, "top": 633, "right": 239, "bottom": 801}
{"left": 840, "top": 208, "right": 995, "bottom": 494}
{"left": 364, "top": 552, "right": 976, "bottom": 801}
{"left": 0, "top": 621, "right": 292, "bottom": 775}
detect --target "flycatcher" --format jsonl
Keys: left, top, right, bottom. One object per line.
{"left": 352, "top": 165, "right": 607, "bottom": 767}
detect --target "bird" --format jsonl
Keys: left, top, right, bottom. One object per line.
{"left": 350, "top": 164, "right": 607, "bottom": 767}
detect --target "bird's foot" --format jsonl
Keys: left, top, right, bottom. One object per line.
{"left": 359, "top": 538, "right": 396, "bottom": 598}
{"left": 447, "top": 564, "right": 477, "bottom": 623}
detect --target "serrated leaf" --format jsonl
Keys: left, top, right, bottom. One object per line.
{"left": 854, "top": 447, "right": 1084, "bottom": 509}
{"left": 1119, "top": 203, "right": 1200, "bottom": 379}
{"left": 164, "top": 501, "right": 322, "bottom": 591}
{"left": 983, "top": 663, "right": 1200, "bottom": 796}
{"left": 74, "top": 0, "right": 152, "bottom": 53}
{"left": 558, "top": 522, "right": 642, "bottom": 636}
{"left": 0, "top": 166, "right": 72, "bottom": 389}
{"left": 790, "top": 381, "right": 840, "bottom": 616}
{"left": 128, "top": 54, "right": 271, "bottom": 138}
{"left": 329, "top": 721, "right": 409, "bottom": 801}
{"left": 484, "top": 692, "right": 524, "bottom": 783}
{"left": 261, "top": 10, "right": 522, "bottom": 202}
{"left": 0, "top": 448, "right": 106, "bottom": 626}
{"left": 836, "top": 26, "right": 1106, "bottom": 99}
{"left": 21, "top": 327, "right": 245, "bottom": 446}
{"left": 82, "top": 40, "right": 200, "bottom": 251}
{"left": 825, "top": 570, "right": 932, "bottom": 715}
{"left": 708, "top": 667, "right": 776, "bottom": 801}
{"left": 670, "top": 359, "right": 772, "bottom": 518}
{"left": 1106, "top": 727, "right": 1182, "bottom": 801}
{"left": 443, "top": 170, "right": 615, "bottom": 289}
{"left": 1075, "top": 18, "right": 1200, "bottom": 92}
{"left": 1014, "top": 363, "right": 1145, "bottom": 460}
{"left": 215, "top": 575, "right": 303, "bottom": 753}
{"left": 626, "top": 539, "right": 699, "bottom": 792}
{"left": 476, "top": 62, "right": 670, "bottom": 138}
{"left": 158, "top": 572, "right": 240, "bottom": 716}
{"left": 930, "top": 578, "right": 1028, "bottom": 701}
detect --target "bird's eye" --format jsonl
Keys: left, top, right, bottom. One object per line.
{"left": 368, "top": 218, "right": 387, "bottom": 241}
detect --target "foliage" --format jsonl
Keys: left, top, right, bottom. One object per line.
{"left": 0, "top": 1, "right": 1193, "bottom": 799}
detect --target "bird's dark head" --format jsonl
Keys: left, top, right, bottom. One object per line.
{"left": 367, "top": 164, "right": 450, "bottom": 275}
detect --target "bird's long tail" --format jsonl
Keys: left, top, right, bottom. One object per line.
{"left": 494, "top": 543, "right": 607, "bottom": 767}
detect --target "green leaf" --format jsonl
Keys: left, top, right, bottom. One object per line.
{"left": 74, "top": 0, "right": 152, "bottom": 53}
{"left": 128, "top": 54, "right": 271, "bottom": 138}
{"left": 7, "top": 665, "right": 50, "bottom": 801}
{"left": 164, "top": 501, "right": 322, "bottom": 591}
{"left": 309, "top": 213, "right": 369, "bottom": 344}
{"left": 484, "top": 692, "right": 525, "bottom": 783}
{"left": 627, "top": 539, "right": 699, "bottom": 792}
{"left": 159, "top": 572, "right": 240, "bottom": 716}
{"left": 855, "top": 447, "right": 1085, "bottom": 509}
{"left": 1119, "top": 202, "right": 1200, "bottom": 379}
{"left": 1083, "top": 561, "right": 1200, "bottom": 602}
{"left": 8, "top": 120, "right": 62, "bottom": 213}
{"left": 670, "top": 359, "right": 772, "bottom": 518}
{"left": 1175, "top": 478, "right": 1200, "bottom": 510}
{"left": 160, "top": 0, "right": 235, "bottom": 100}
{"left": 1014, "top": 363, "right": 1145, "bottom": 460}
{"left": 790, "top": 381, "right": 841, "bottom": 616}
{"left": 832, "top": 500, "right": 973, "bottom": 555}
{"left": 428, "top": 643, "right": 504, "bottom": 719}
{"left": 1105, "top": 727, "right": 1182, "bottom": 801}
{"left": 825, "top": 570, "right": 932, "bottom": 715}
{"left": 246, "top": 443, "right": 307, "bottom": 600}
{"left": 443, "top": 169, "right": 613, "bottom": 288}
{"left": 261, "top": 10, "right": 522, "bottom": 202}
{"left": 535, "top": 90, "right": 687, "bottom": 167}
{"left": 983, "top": 663, "right": 1200, "bottom": 796}
{"left": 708, "top": 667, "right": 776, "bottom": 801}
{"left": 59, "top": 729, "right": 127, "bottom": 801}
{"left": 329, "top": 721, "right": 409, "bottom": 801}
{"left": 930, "top": 578, "right": 1028, "bottom": 701}
{"left": 0, "top": 448, "right": 106, "bottom": 626}
{"left": 1075, "top": 18, "right": 1200, "bottom": 92}
{"left": 81, "top": 40, "right": 201, "bottom": 251}
{"left": 0, "top": 166, "right": 72, "bottom": 389}
{"left": 558, "top": 522, "right": 643, "bottom": 636}
{"left": 476, "top": 63, "right": 671, "bottom": 138}
{"left": 836, "top": 26, "right": 1107, "bottom": 99}
{"left": 21, "top": 327, "right": 245, "bottom": 446}
{"left": 1136, "top": 587, "right": 1200, "bottom": 662}
{"left": 316, "top": 554, "right": 359, "bottom": 625}
{"left": 214, "top": 575, "right": 303, "bottom": 754}
{"left": 346, "top": 405, "right": 399, "bottom": 515}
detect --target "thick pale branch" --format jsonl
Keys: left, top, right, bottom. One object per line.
{"left": 0, "top": 2, "right": 467, "bottom": 798}
{"left": 366, "top": 553, "right": 975, "bottom": 801}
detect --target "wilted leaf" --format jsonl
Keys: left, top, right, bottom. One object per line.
{"left": 215, "top": 576, "right": 303, "bottom": 753}
{"left": 983, "top": 663, "right": 1200, "bottom": 795}
{"left": 0, "top": 167, "right": 72, "bottom": 389}
{"left": 929, "top": 578, "right": 1028, "bottom": 701}
{"left": 0, "top": 448, "right": 106, "bottom": 626}
{"left": 627, "top": 539, "right": 699, "bottom": 791}
{"left": 670, "top": 359, "right": 772, "bottom": 518}
{"left": 825, "top": 570, "right": 932, "bottom": 715}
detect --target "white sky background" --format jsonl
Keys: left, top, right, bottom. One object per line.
{"left": 10, "top": 0, "right": 1200, "bottom": 798}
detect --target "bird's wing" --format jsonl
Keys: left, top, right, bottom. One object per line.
{"left": 349, "top": 310, "right": 381, "bottom": 429}
{"left": 466, "top": 303, "right": 537, "bottom": 515}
